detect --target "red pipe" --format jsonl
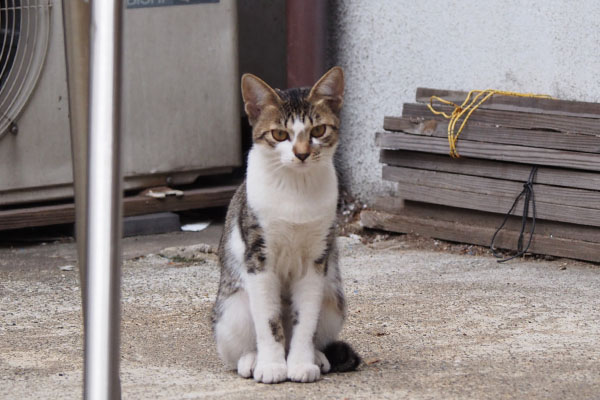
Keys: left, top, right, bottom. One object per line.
{"left": 286, "top": 0, "right": 327, "bottom": 88}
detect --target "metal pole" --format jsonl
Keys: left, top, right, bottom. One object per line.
{"left": 85, "top": 0, "right": 123, "bottom": 399}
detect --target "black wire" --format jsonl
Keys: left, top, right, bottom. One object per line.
{"left": 490, "top": 166, "right": 538, "bottom": 263}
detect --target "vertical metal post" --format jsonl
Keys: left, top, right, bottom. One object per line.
{"left": 85, "top": 1, "right": 123, "bottom": 399}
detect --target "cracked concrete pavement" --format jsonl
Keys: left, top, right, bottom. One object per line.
{"left": 1, "top": 222, "right": 599, "bottom": 399}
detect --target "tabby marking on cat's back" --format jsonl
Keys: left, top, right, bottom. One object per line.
{"left": 212, "top": 66, "right": 360, "bottom": 384}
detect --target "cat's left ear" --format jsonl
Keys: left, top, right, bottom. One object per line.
{"left": 308, "top": 66, "right": 345, "bottom": 114}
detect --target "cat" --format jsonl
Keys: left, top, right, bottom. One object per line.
{"left": 212, "top": 66, "right": 360, "bottom": 384}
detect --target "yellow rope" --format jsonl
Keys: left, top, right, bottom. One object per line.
{"left": 427, "top": 89, "right": 554, "bottom": 158}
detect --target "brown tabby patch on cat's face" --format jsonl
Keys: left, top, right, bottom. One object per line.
{"left": 241, "top": 67, "right": 344, "bottom": 169}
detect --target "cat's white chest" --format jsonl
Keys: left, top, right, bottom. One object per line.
{"left": 246, "top": 149, "right": 338, "bottom": 225}
{"left": 246, "top": 148, "right": 338, "bottom": 277}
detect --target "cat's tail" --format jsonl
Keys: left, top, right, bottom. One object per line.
{"left": 323, "top": 341, "right": 361, "bottom": 372}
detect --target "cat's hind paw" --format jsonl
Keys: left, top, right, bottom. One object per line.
{"left": 253, "top": 362, "right": 287, "bottom": 384}
{"left": 287, "top": 363, "right": 321, "bottom": 383}
{"left": 315, "top": 350, "right": 331, "bottom": 374}
{"left": 237, "top": 352, "right": 257, "bottom": 379}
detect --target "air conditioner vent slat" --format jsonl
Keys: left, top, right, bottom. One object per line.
{"left": 0, "top": 0, "right": 51, "bottom": 138}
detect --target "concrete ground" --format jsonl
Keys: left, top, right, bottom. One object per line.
{"left": 1, "top": 222, "right": 599, "bottom": 399}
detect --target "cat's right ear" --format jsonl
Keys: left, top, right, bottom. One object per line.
{"left": 241, "top": 74, "right": 280, "bottom": 125}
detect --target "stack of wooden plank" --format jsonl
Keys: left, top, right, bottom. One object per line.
{"left": 361, "top": 88, "right": 600, "bottom": 262}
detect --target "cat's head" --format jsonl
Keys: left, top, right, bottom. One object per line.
{"left": 241, "top": 67, "right": 344, "bottom": 171}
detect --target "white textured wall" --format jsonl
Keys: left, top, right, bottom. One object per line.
{"left": 331, "top": 0, "right": 600, "bottom": 202}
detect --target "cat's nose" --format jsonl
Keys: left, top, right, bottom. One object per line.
{"left": 294, "top": 152, "right": 310, "bottom": 162}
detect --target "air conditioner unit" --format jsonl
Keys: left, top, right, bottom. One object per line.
{"left": 0, "top": 0, "right": 241, "bottom": 206}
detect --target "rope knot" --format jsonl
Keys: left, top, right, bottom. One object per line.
{"left": 427, "top": 90, "right": 554, "bottom": 157}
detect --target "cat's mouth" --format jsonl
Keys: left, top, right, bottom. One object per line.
{"left": 292, "top": 160, "right": 311, "bottom": 169}
{"left": 281, "top": 158, "right": 314, "bottom": 172}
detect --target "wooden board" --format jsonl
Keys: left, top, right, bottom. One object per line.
{"left": 415, "top": 87, "right": 600, "bottom": 119}
{"left": 0, "top": 184, "right": 238, "bottom": 231}
{"left": 360, "top": 209, "right": 600, "bottom": 263}
{"left": 381, "top": 176, "right": 600, "bottom": 227}
{"left": 380, "top": 150, "right": 600, "bottom": 191}
{"left": 376, "top": 131, "right": 600, "bottom": 172}
{"left": 383, "top": 166, "right": 600, "bottom": 210}
{"left": 373, "top": 197, "right": 600, "bottom": 244}
{"left": 383, "top": 117, "right": 600, "bottom": 154}
{"left": 402, "top": 103, "right": 600, "bottom": 136}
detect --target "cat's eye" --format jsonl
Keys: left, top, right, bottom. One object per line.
{"left": 310, "top": 125, "right": 327, "bottom": 138}
{"left": 271, "top": 130, "right": 289, "bottom": 142}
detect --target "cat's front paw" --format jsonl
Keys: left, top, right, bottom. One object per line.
{"left": 287, "top": 362, "right": 321, "bottom": 383}
{"left": 253, "top": 362, "right": 287, "bottom": 384}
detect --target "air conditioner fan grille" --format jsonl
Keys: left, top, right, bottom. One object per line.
{"left": 0, "top": 0, "right": 51, "bottom": 139}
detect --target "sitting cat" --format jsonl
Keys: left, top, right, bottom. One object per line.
{"left": 213, "top": 67, "right": 360, "bottom": 384}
